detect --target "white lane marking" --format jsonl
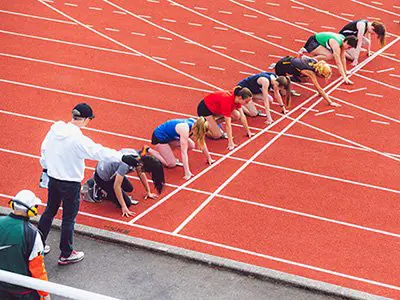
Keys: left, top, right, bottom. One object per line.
{"left": 0, "top": 9, "right": 76, "bottom": 24}
{"left": 371, "top": 120, "right": 390, "bottom": 125}
{"left": 376, "top": 67, "right": 395, "bottom": 73}
{"left": 294, "top": 22, "right": 309, "bottom": 26}
{"left": 113, "top": 10, "right": 126, "bottom": 14}
{"left": 239, "top": 71, "right": 254, "bottom": 75}
{"left": 157, "top": 36, "right": 172, "bottom": 40}
{"left": 131, "top": 32, "right": 146, "bottom": 36}
{"left": 382, "top": 52, "right": 397, "bottom": 57}
{"left": 268, "top": 54, "right": 283, "bottom": 59}
{"left": 267, "top": 35, "right": 282, "bottom": 39}
{"left": 188, "top": 22, "right": 202, "bottom": 26}
{"left": 335, "top": 113, "right": 354, "bottom": 119}
{"left": 301, "top": 107, "right": 319, "bottom": 112}
{"left": 357, "top": 69, "right": 374, "bottom": 73}
{"left": 266, "top": 2, "right": 280, "bottom": 6}
{"left": 389, "top": 74, "right": 400, "bottom": 78}
{"left": 366, "top": 93, "right": 384, "bottom": 98}
{"left": 152, "top": 56, "right": 167, "bottom": 61}
{"left": 243, "top": 0, "right": 255, "bottom": 2}
{"left": 105, "top": 27, "right": 119, "bottom": 32}
{"left": 211, "top": 45, "right": 227, "bottom": 49}
{"left": 218, "top": 10, "right": 232, "bottom": 14}
{"left": 214, "top": 26, "right": 228, "bottom": 30}
{"left": 321, "top": 25, "right": 336, "bottom": 30}
{"left": 371, "top": 1, "right": 383, "bottom": 5}
{"left": 340, "top": 13, "right": 355, "bottom": 17}
{"left": 180, "top": 61, "right": 196, "bottom": 66}
{"left": 194, "top": 6, "right": 207, "bottom": 10}
{"left": 147, "top": 0, "right": 160, "bottom": 2}
{"left": 291, "top": 5, "right": 304, "bottom": 9}
{"left": 209, "top": 66, "right": 225, "bottom": 71}
{"left": 0, "top": 29, "right": 143, "bottom": 56}
{"left": 356, "top": 73, "right": 400, "bottom": 91}
{"left": 366, "top": 16, "right": 381, "bottom": 20}
{"left": 315, "top": 109, "right": 335, "bottom": 116}
{"left": 89, "top": 6, "right": 102, "bottom": 10}
{"left": 162, "top": 18, "right": 176, "bottom": 22}
{"left": 64, "top": 3, "right": 78, "bottom": 7}
{"left": 240, "top": 49, "right": 255, "bottom": 54}
{"left": 295, "top": 39, "right": 307, "bottom": 43}
{"left": 335, "top": 87, "right": 367, "bottom": 93}
{"left": 138, "top": 15, "right": 151, "bottom": 19}
{"left": 42, "top": 0, "right": 54, "bottom": 2}
{"left": 243, "top": 14, "right": 257, "bottom": 18}
{"left": 394, "top": 5, "right": 400, "bottom": 9}
{"left": 352, "top": 0, "right": 400, "bottom": 17}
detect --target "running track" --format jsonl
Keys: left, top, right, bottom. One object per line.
{"left": 0, "top": 0, "right": 399, "bottom": 298}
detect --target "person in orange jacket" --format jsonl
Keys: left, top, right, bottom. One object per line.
{"left": 0, "top": 190, "right": 50, "bottom": 300}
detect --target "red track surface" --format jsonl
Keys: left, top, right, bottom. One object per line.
{"left": 1, "top": 0, "right": 399, "bottom": 298}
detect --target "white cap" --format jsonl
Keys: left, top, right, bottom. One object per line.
{"left": 13, "top": 190, "right": 42, "bottom": 211}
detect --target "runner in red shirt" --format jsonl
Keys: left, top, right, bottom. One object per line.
{"left": 197, "top": 87, "right": 254, "bottom": 150}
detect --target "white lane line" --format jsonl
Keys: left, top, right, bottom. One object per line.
{"left": 89, "top": 6, "right": 103, "bottom": 10}
{"left": 301, "top": 107, "right": 319, "bottom": 112}
{"left": 42, "top": 0, "right": 54, "bottom": 2}
{"left": 194, "top": 6, "right": 207, "bottom": 10}
{"left": 162, "top": 18, "right": 176, "bottom": 22}
{"left": 0, "top": 9, "right": 77, "bottom": 24}
{"left": 336, "top": 87, "right": 367, "bottom": 93}
{"left": 321, "top": 25, "right": 336, "bottom": 30}
{"left": 389, "top": 74, "right": 400, "bottom": 78}
{"left": 315, "top": 109, "right": 335, "bottom": 116}
{"left": 352, "top": 0, "right": 400, "bottom": 17}
{"left": 240, "top": 50, "right": 255, "bottom": 54}
{"left": 356, "top": 73, "right": 400, "bottom": 91}
{"left": 179, "top": 61, "right": 196, "bottom": 66}
{"left": 239, "top": 71, "right": 254, "bottom": 75}
{"left": 382, "top": 52, "right": 397, "bottom": 57}
{"left": 267, "top": 35, "right": 282, "bottom": 39}
{"left": 188, "top": 22, "right": 202, "bottom": 26}
{"left": 157, "top": 36, "right": 172, "bottom": 40}
{"left": 294, "top": 22, "right": 309, "bottom": 26}
{"left": 340, "top": 13, "right": 355, "bottom": 17}
{"left": 39, "top": 1, "right": 221, "bottom": 91}
{"left": 0, "top": 30, "right": 142, "bottom": 56}
{"left": 357, "top": 69, "right": 374, "bottom": 73}
{"left": 243, "top": 14, "right": 257, "bottom": 18}
{"left": 366, "top": 16, "right": 381, "bottom": 20}
{"left": 64, "top": 3, "right": 78, "bottom": 7}
{"left": 113, "top": 10, "right": 126, "bottom": 14}
{"left": 105, "top": 27, "right": 119, "bottom": 32}
{"left": 218, "top": 10, "right": 232, "bottom": 14}
{"left": 211, "top": 45, "right": 227, "bottom": 49}
{"left": 394, "top": 5, "right": 400, "bottom": 9}
{"left": 371, "top": 120, "right": 390, "bottom": 125}
{"left": 371, "top": 1, "right": 383, "bottom": 5}
{"left": 1, "top": 188, "right": 399, "bottom": 292}
{"left": 291, "top": 5, "right": 304, "bottom": 9}
{"left": 266, "top": 2, "right": 280, "bottom": 6}
{"left": 147, "top": 0, "right": 160, "bottom": 2}
{"left": 335, "top": 113, "right": 354, "bottom": 119}
{"left": 152, "top": 56, "right": 167, "bottom": 61}
{"left": 131, "top": 32, "right": 146, "bottom": 36}
{"left": 268, "top": 54, "right": 283, "bottom": 59}
{"left": 209, "top": 66, "right": 225, "bottom": 71}
{"left": 366, "top": 93, "right": 384, "bottom": 98}
{"left": 295, "top": 39, "right": 307, "bottom": 43}
{"left": 138, "top": 15, "right": 151, "bottom": 19}
{"left": 376, "top": 67, "right": 395, "bottom": 73}
{"left": 214, "top": 26, "right": 228, "bottom": 31}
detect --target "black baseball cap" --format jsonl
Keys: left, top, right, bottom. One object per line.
{"left": 72, "top": 103, "right": 95, "bottom": 119}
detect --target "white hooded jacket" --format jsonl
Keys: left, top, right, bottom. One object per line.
{"left": 40, "top": 121, "right": 122, "bottom": 182}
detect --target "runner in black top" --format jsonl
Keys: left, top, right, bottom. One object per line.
{"left": 339, "top": 20, "right": 386, "bottom": 66}
{"left": 237, "top": 72, "right": 290, "bottom": 124}
{"left": 275, "top": 56, "right": 340, "bottom": 107}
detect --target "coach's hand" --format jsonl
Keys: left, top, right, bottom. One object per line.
{"left": 122, "top": 154, "right": 140, "bottom": 167}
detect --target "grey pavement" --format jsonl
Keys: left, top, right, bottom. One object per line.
{"left": 44, "top": 229, "right": 343, "bottom": 300}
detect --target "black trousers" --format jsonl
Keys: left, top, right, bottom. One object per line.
{"left": 38, "top": 177, "right": 80, "bottom": 258}
{"left": 94, "top": 172, "right": 133, "bottom": 208}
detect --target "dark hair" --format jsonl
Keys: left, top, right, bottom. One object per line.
{"left": 276, "top": 76, "right": 292, "bottom": 107}
{"left": 343, "top": 36, "right": 358, "bottom": 48}
{"left": 371, "top": 21, "right": 386, "bottom": 47}
{"left": 141, "top": 155, "right": 165, "bottom": 194}
{"left": 233, "top": 86, "right": 253, "bottom": 99}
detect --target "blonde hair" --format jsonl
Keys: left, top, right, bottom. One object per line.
{"left": 276, "top": 76, "right": 291, "bottom": 107}
{"left": 371, "top": 21, "right": 386, "bottom": 47}
{"left": 313, "top": 61, "right": 332, "bottom": 78}
{"left": 192, "top": 117, "right": 208, "bottom": 149}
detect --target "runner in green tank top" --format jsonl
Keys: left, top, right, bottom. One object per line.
{"left": 299, "top": 32, "right": 358, "bottom": 85}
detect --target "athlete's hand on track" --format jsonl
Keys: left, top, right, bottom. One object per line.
{"left": 329, "top": 102, "right": 341, "bottom": 107}
{"left": 121, "top": 207, "right": 136, "bottom": 218}
{"left": 207, "top": 159, "right": 216, "bottom": 165}
{"left": 183, "top": 172, "right": 194, "bottom": 180}
{"left": 247, "top": 131, "right": 254, "bottom": 138}
{"left": 227, "top": 143, "right": 237, "bottom": 150}
{"left": 265, "top": 119, "right": 273, "bottom": 125}
{"left": 144, "top": 193, "right": 158, "bottom": 200}
{"left": 351, "top": 59, "right": 358, "bottom": 66}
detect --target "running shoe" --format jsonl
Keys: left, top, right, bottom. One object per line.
{"left": 290, "top": 90, "right": 301, "bottom": 97}
{"left": 58, "top": 250, "right": 84, "bottom": 265}
{"left": 129, "top": 196, "right": 139, "bottom": 205}
{"left": 44, "top": 245, "right": 50, "bottom": 255}
{"left": 257, "top": 110, "right": 267, "bottom": 117}
{"left": 175, "top": 160, "right": 184, "bottom": 167}
{"left": 92, "top": 182, "right": 106, "bottom": 203}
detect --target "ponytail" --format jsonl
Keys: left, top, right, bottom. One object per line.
{"left": 372, "top": 21, "right": 386, "bottom": 47}
{"left": 233, "top": 86, "right": 253, "bottom": 99}
{"left": 140, "top": 155, "right": 165, "bottom": 194}
{"left": 276, "top": 76, "right": 291, "bottom": 107}
{"left": 313, "top": 60, "right": 332, "bottom": 78}
{"left": 192, "top": 117, "right": 208, "bottom": 149}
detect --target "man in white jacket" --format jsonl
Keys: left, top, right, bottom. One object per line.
{"left": 38, "top": 103, "right": 140, "bottom": 265}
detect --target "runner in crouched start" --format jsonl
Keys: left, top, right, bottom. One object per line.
{"left": 273, "top": 55, "right": 340, "bottom": 107}
{"left": 82, "top": 147, "right": 165, "bottom": 217}
{"left": 237, "top": 72, "right": 291, "bottom": 124}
